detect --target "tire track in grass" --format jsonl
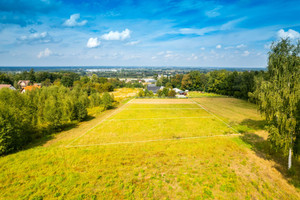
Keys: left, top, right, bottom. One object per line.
{"left": 189, "top": 99, "right": 240, "bottom": 134}
{"left": 66, "top": 134, "right": 242, "bottom": 148}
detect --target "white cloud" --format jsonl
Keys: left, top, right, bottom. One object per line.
{"left": 87, "top": 37, "right": 101, "bottom": 48}
{"left": 125, "top": 40, "right": 140, "bottom": 45}
{"left": 216, "top": 44, "right": 222, "bottom": 49}
{"left": 220, "top": 17, "right": 246, "bottom": 30}
{"left": 101, "top": 29, "right": 131, "bottom": 40}
{"left": 37, "top": 48, "right": 52, "bottom": 58}
{"left": 200, "top": 47, "right": 205, "bottom": 50}
{"left": 236, "top": 44, "right": 246, "bottom": 48}
{"left": 18, "top": 32, "right": 54, "bottom": 44}
{"left": 242, "top": 50, "right": 250, "bottom": 56}
{"left": 188, "top": 54, "right": 198, "bottom": 61}
{"left": 63, "top": 14, "right": 87, "bottom": 27}
{"left": 179, "top": 27, "right": 217, "bottom": 35}
{"left": 205, "top": 6, "right": 222, "bottom": 18}
{"left": 277, "top": 29, "right": 300, "bottom": 39}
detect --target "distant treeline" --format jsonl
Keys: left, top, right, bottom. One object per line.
{"left": 0, "top": 69, "right": 144, "bottom": 90}
{"left": 156, "top": 70, "right": 266, "bottom": 101}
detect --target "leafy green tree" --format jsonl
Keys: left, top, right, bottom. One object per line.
{"left": 61, "top": 75, "right": 73, "bottom": 87}
{"left": 168, "top": 89, "right": 176, "bottom": 97}
{"left": 255, "top": 39, "right": 300, "bottom": 169}
{"left": 41, "top": 78, "right": 52, "bottom": 87}
{"left": 0, "top": 89, "right": 32, "bottom": 155}
{"left": 28, "top": 68, "right": 36, "bottom": 83}
{"left": 102, "top": 92, "right": 114, "bottom": 110}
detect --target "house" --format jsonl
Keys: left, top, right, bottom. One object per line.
{"left": 0, "top": 84, "right": 16, "bottom": 90}
{"left": 143, "top": 79, "right": 156, "bottom": 83}
{"left": 21, "top": 85, "right": 41, "bottom": 93}
{"left": 173, "top": 88, "right": 187, "bottom": 96}
{"left": 173, "top": 88, "right": 183, "bottom": 93}
{"left": 18, "top": 80, "right": 30, "bottom": 88}
{"left": 147, "top": 84, "right": 161, "bottom": 94}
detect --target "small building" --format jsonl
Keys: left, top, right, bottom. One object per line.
{"left": 18, "top": 80, "right": 30, "bottom": 88}
{"left": 0, "top": 84, "right": 16, "bottom": 90}
{"left": 21, "top": 85, "right": 41, "bottom": 93}
{"left": 147, "top": 84, "right": 160, "bottom": 94}
{"left": 173, "top": 88, "right": 183, "bottom": 93}
{"left": 143, "top": 79, "right": 156, "bottom": 83}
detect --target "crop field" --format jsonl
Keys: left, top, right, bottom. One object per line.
{"left": 0, "top": 98, "right": 299, "bottom": 199}
{"left": 110, "top": 88, "right": 140, "bottom": 102}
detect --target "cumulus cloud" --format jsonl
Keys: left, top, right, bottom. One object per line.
{"left": 87, "top": 37, "right": 101, "bottom": 48}
{"left": 101, "top": 29, "right": 131, "bottom": 40}
{"left": 242, "top": 50, "right": 250, "bottom": 56}
{"left": 63, "top": 14, "right": 87, "bottom": 27}
{"left": 216, "top": 44, "right": 222, "bottom": 49}
{"left": 37, "top": 48, "right": 52, "bottom": 58}
{"left": 18, "top": 32, "right": 54, "bottom": 44}
{"left": 277, "top": 29, "right": 300, "bottom": 39}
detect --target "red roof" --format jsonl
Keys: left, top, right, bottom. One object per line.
{"left": 0, "top": 84, "right": 12, "bottom": 89}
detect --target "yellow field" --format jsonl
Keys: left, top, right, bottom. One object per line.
{"left": 68, "top": 99, "right": 236, "bottom": 147}
{"left": 0, "top": 97, "right": 299, "bottom": 199}
{"left": 110, "top": 88, "right": 140, "bottom": 102}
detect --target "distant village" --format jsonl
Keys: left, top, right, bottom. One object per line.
{"left": 120, "top": 76, "right": 188, "bottom": 98}
{"left": 0, "top": 80, "right": 41, "bottom": 93}
{"left": 0, "top": 76, "right": 188, "bottom": 97}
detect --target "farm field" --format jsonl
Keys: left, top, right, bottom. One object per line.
{"left": 0, "top": 98, "right": 299, "bottom": 199}
{"left": 110, "top": 88, "right": 140, "bottom": 102}
{"left": 188, "top": 91, "right": 224, "bottom": 98}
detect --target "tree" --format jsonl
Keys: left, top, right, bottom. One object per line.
{"left": 255, "top": 39, "right": 300, "bottom": 169}
{"left": 102, "top": 92, "right": 114, "bottom": 110}
{"left": 168, "top": 89, "right": 176, "bottom": 97}
{"left": 28, "top": 68, "right": 36, "bottom": 83}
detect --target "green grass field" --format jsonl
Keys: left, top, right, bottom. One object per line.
{"left": 188, "top": 91, "right": 224, "bottom": 98}
{"left": 0, "top": 97, "right": 299, "bottom": 199}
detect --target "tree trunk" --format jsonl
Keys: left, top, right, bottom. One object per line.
{"left": 288, "top": 147, "right": 292, "bottom": 170}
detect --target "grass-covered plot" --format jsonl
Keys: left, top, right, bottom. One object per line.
{"left": 69, "top": 99, "right": 236, "bottom": 147}
{"left": 0, "top": 98, "right": 299, "bottom": 199}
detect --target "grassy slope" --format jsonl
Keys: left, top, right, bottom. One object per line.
{"left": 0, "top": 98, "right": 299, "bottom": 199}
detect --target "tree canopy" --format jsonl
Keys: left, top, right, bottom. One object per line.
{"left": 255, "top": 39, "right": 300, "bottom": 167}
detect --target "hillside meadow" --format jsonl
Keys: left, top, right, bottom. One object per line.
{"left": 0, "top": 97, "right": 299, "bottom": 199}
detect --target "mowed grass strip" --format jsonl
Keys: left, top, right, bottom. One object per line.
{"left": 129, "top": 98, "right": 193, "bottom": 104}
{"left": 110, "top": 104, "right": 208, "bottom": 120}
{"left": 71, "top": 103, "right": 235, "bottom": 146}
{"left": 0, "top": 138, "right": 299, "bottom": 199}
{"left": 71, "top": 117, "right": 235, "bottom": 146}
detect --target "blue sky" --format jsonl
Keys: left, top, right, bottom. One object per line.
{"left": 0, "top": 0, "right": 299, "bottom": 67}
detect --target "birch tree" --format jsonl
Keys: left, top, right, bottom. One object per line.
{"left": 255, "top": 39, "right": 300, "bottom": 169}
